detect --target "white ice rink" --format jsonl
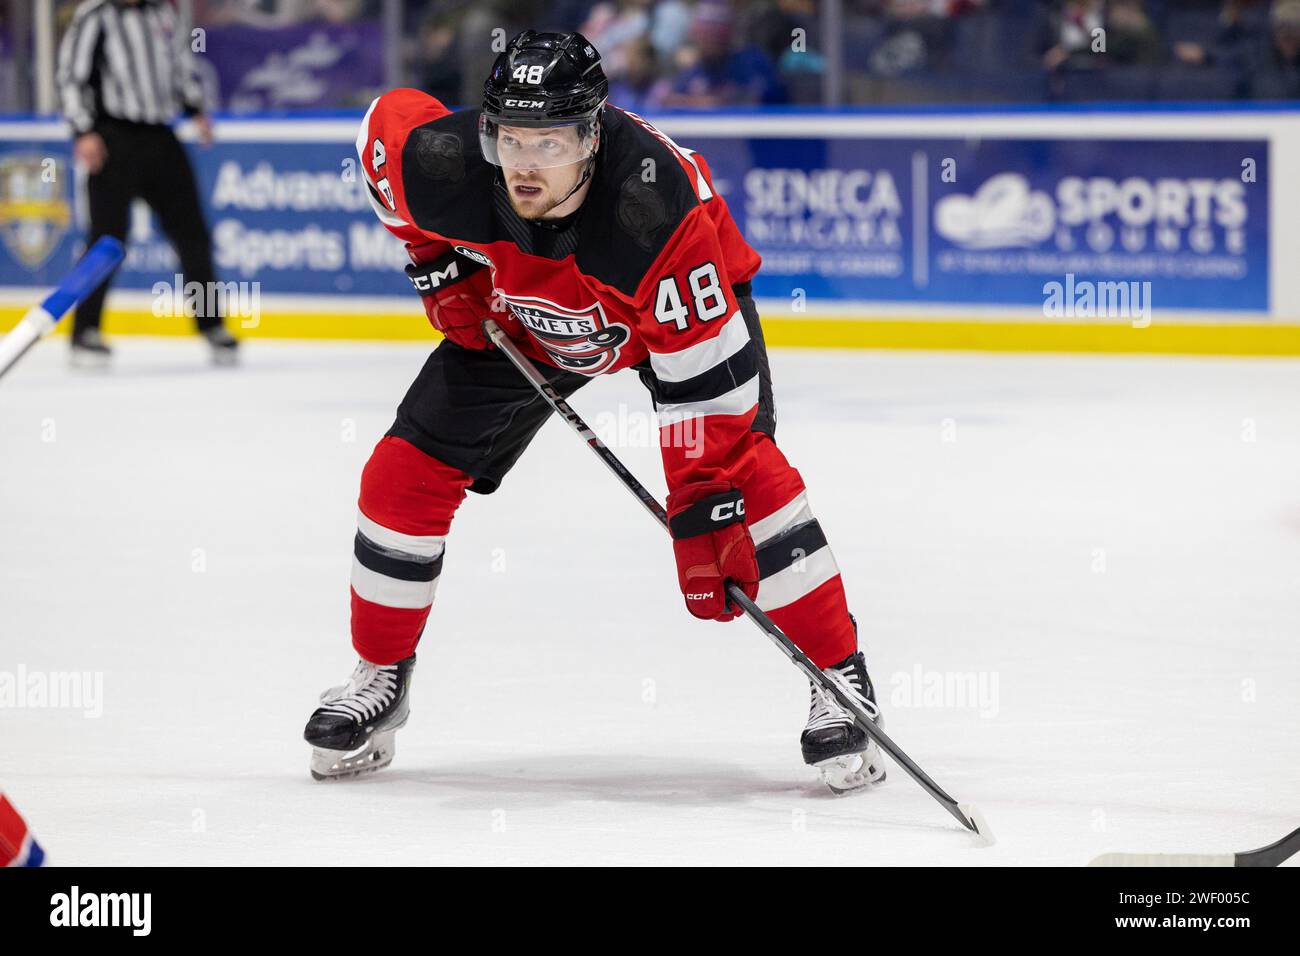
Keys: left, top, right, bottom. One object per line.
{"left": 2, "top": 336, "right": 1297, "bottom": 866}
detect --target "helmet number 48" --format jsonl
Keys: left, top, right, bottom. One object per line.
{"left": 512, "top": 64, "right": 545, "bottom": 84}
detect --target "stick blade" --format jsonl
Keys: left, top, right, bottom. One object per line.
{"left": 958, "top": 803, "right": 996, "bottom": 846}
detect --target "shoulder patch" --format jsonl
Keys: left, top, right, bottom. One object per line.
{"left": 412, "top": 129, "right": 466, "bottom": 183}
{"left": 616, "top": 175, "right": 668, "bottom": 251}
{"left": 401, "top": 108, "right": 496, "bottom": 243}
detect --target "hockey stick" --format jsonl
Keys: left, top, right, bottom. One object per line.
{"left": 0, "top": 236, "right": 125, "bottom": 383}
{"left": 483, "top": 318, "right": 994, "bottom": 844}
{"left": 1089, "top": 825, "right": 1300, "bottom": 867}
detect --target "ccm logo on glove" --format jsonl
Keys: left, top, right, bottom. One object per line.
{"left": 666, "top": 482, "right": 759, "bottom": 622}
{"left": 404, "top": 241, "right": 498, "bottom": 349}
{"left": 710, "top": 499, "right": 745, "bottom": 522}
{"left": 407, "top": 258, "right": 469, "bottom": 293}
{"left": 406, "top": 247, "right": 485, "bottom": 293}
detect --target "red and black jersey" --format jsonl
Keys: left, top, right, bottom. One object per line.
{"left": 357, "top": 88, "right": 764, "bottom": 491}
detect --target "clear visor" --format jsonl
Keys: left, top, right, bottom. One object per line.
{"left": 479, "top": 114, "right": 598, "bottom": 170}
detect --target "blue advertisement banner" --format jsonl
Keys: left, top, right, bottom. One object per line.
{"left": 0, "top": 136, "right": 405, "bottom": 296}
{"left": 0, "top": 130, "right": 1269, "bottom": 313}
{"left": 695, "top": 135, "right": 1268, "bottom": 311}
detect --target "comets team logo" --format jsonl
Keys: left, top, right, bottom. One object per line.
{"left": 499, "top": 293, "right": 630, "bottom": 375}
{"left": 0, "top": 154, "right": 71, "bottom": 270}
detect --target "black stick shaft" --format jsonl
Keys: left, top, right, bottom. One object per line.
{"left": 484, "top": 319, "right": 980, "bottom": 834}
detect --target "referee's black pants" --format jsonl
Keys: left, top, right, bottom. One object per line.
{"left": 74, "top": 119, "right": 222, "bottom": 338}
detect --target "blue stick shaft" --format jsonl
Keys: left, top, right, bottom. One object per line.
{"left": 0, "top": 237, "right": 128, "bottom": 382}
{"left": 40, "top": 236, "right": 126, "bottom": 320}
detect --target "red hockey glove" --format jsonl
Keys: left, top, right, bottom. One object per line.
{"left": 405, "top": 240, "right": 498, "bottom": 349}
{"left": 666, "top": 481, "right": 759, "bottom": 622}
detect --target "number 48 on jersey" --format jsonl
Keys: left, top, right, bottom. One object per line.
{"left": 654, "top": 262, "right": 729, "bottom": 332}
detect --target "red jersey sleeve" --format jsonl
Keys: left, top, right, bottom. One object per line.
{"left": 357, "top": 88, "right": 498, "bottom": 331}
{"left": 634, "top": 204, "right": 761, "bottom": 493}
{"left": 356, "top": 88, "right": 451, "bottom": 247}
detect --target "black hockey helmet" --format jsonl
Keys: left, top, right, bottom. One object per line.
{"left": 480, "top": 31, "right": 608, "bottom": 169}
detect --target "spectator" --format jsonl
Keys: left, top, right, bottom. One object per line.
{"left": 580, "top": 0, "right": 654, "bottom": 79}
{"left": 456, "top": 0, "right": 549, "bottom": 108}
{"left": 607, "top": 36, "right": 672, "bottom": 110}
{"left": 1038, "top": 0, "right": 1108, "bottom": 74}
{"left": 661, "top": 1, "right": 788, "bottom": 107}
{"left": 414, "top": 16, "right": 462, "bottom": 105}
{"left": 1249, "top": 0, "right": 1300, "bottom": 96}
{"left": 1106, "top": 0, "right": 1164, "bottom": 64}
{"left": 410, "top": 1, "right": 473, "bottom": 104}
{"left": 1169, "top": 0, "right": 1268, "bottom": 97}
{"left": 648, "top": 0, "right": 693, "bottom": 61}
{"left": 743, "top": 0, "right": 824, "bottom": 74}
{"left": 888, "top": 0, "right": 987, "bottom": 16}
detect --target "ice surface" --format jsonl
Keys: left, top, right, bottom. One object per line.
{"left": 1, "top": 336, "right": 1297, "bottom": 865}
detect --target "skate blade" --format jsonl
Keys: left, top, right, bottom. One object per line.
{"left": 210, "top": 348, "right": 239, "bottom": 368}
{"left": 309, "top": 730, "right": 397, "bottom": 781}
{"left": 816, "top": 744, "right": 887, "bottom": 795}
{"left": 69, "top": 351, "right": 111, "bottom": 370}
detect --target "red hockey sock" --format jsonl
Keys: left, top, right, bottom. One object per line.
{"left": 350, "top": 436, "right": 472, "bottom": 664}
{"left": 742, "top": 435, "right": 858, "bottom": 669}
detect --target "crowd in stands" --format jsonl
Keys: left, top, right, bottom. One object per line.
{"left": 40, "top": 0, "right": 1300, "bottom": 107}
{"left": 408, "top": 0, "right": 1300, "bottom": 106}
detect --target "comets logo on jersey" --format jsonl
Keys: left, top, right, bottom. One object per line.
{"left": 500, "top": 294, "right": 630, "bottom": 375}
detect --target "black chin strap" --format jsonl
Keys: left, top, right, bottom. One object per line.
{"left": 550, "top": 153, "right": 596, "bottom": 211}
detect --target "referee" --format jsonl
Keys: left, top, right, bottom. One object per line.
{"left": 56, "top": 0, "right": 238, "bottom": 366}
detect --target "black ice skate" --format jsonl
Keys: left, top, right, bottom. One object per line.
{"left": 801, "top": 650, "right": 886, "bottom": 794}
{"left": 69, "top": 329, "right": 112, "bottom": 368}
{"left": 202, "top": 326, "right": 239, "bottom": 366}
{"left": 303, "top": 654, "right": 415, "bottom": 780}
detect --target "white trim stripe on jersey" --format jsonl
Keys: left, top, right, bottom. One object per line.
{"left": 756, "top": 545, "right": 840, "bottom": 613}
{"left": 648, "top": 310, "right": 749, "bottom": 383}
{"left": 655, "top": 374, "right": 759, "bottom": 426}
{"left": 356, "top": 96, "right": 380, "bottom": 176}
{"left": 356, "top": 97, "right": 409, "bottom": 227}
{"left": 350, "top": 557, "right": 440, "bottom": 609}
{"left": 356, "top": 511, "right": 445, "bottom": 559}
{"left": 364, "top": 181, "right": 408, "bottom": 228}
{"left": 622, "top": 109, "right": 714, "bottom": 202}
{"left": 749, "top": 491, "right": 813, "bottom": 547}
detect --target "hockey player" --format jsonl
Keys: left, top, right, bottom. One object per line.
{"left": 303, "top": 31, "right": 884, "bottom": 793}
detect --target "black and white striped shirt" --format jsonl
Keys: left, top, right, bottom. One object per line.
{"left": 56, "top": 0, "right": 205, "bottom": 134}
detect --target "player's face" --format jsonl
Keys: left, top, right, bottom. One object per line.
{"left": 498, "top": 125, "right": 589, "bottom": 220}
